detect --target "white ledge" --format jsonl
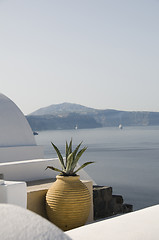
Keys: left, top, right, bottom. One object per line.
{"left": 0, "top": 158, "right": 95, "bottom": 183}
{"left": 66, "top": 204, "right": 159, "bottom": 240}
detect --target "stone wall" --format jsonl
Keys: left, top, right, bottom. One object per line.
{"left": 93, "top": 186, "right": 133, "bottom": 220}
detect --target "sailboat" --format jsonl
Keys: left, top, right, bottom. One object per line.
{"left": 119, "top": 124, "right": 123, "bottom": 130}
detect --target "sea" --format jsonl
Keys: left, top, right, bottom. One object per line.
{"left": 35, "top": 126, "right": 159, "bottom": 211}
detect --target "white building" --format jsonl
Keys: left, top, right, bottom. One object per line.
{"left": 0, "top": 93, "right": 158, "bottom": 240}
{"left": 0, "top": 93, "right": 92, "bottom": 182}
{"left": 0, "top": 93, "right": 43, "bottom": 163}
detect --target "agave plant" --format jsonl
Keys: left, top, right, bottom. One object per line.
{"left": 46, "top": 139, "right": 94, "bottom": 176}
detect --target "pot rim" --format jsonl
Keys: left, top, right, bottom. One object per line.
{"left": 56, "top": 175, "right": 80, "bottom": 180}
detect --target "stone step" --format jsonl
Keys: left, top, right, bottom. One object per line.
{"left": 93, "top": 186, "right": 133, "bottom": 220}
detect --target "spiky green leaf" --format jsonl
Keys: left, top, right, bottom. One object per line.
{"left": 74, "top": 161, "right": 94, "bottom": 174}
{"left": 66, "top": 152, "right": 74, "bottom": 173}
{"left": 45, "top": 166, "right": 66, "bottom": 175}
{"left": 66, "top": 141, "right": 69, "bottom": 159}
{"left": 65, "top": 141, "right": 69, "bottom": 166}
{"left": 68, "top": 139, "right": 72, "bottom": 156}
{"left": 48, "top": 140, "right": 93, "bottom": 176}
{"left": 51, "top": 142, "right": 65, "bottom": 169}
{"left": 71, "top": 147, "right": 87, "bottom": 171}
{"left": 72, "top": 141, "right": 82, "bottom": 159}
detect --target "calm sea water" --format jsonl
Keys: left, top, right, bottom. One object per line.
{"left": 35, "top": 126, "right": 159, "bottom": 211}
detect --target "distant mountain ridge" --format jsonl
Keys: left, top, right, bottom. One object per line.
{"left": 30, "top": 102, "right": 97, "bottom": 116}
{"left": 26, "top": 103, "right": 159, "bottom": 131}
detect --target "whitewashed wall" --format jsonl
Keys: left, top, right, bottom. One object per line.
{"left": 0, "top": 93, "right": 43, "bottom": 163}
{"left": 0, "top": 158, "right": 95, "bottom": 182}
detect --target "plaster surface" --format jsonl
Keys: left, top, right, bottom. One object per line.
{"left": 0, "top": 93, "right": 35, "bottom": 147}
{"left": 0, "top": 181, "right": 27, "bottom": 208}
{"left": 0, "top": 204, "right": 71, "bottom": 240}
{"left": 0, "top": 158, "right": 95, "bottom": 182}
{"left": 0, "top": 93, "right": 43, "bottom": 162}
{"left": 66, "top": 205, "right": 159, "bottom": 240}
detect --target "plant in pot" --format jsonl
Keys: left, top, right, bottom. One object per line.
{"left": 46, "top": 139, "right": 94, "bottom": 231}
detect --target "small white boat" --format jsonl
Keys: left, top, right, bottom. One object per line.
{"left": 119, "top": 124, "right": 123, "bottom": 130}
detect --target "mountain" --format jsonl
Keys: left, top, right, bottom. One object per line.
{"left": 26, "top": 103, "right": 159, "bottom": 131}
{"left": 30, "top": 102, "right": 97, "bottom": 116}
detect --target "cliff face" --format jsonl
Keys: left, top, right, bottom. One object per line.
{"left": 26, "top": 113, "right": 101, "bottom": 131}
{"left": 94, "top": 110, "right": 151, "bottom": 127}
{"left": 26, "top": 103, "right": 159, "bottom": 131}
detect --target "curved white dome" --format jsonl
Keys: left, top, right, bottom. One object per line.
{"left": 0, "top": 93, "right": 36, "bottom": 147}
{"left": 0, "top": 93, "right": 43, "bottom": 163}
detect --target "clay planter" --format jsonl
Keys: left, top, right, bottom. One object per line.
{"left": 46, "top": 175, "right": 91, "bottom": 231}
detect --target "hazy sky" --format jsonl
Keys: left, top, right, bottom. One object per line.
{"left": 0, "top": 0, "right": 159, "bottom": 114}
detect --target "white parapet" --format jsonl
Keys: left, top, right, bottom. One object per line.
{"left": 0, "top": 158, "right": 59, "bottom": 182}
{"left": 66, "top": 204, "right": 159, "bottom": 240}
{"left": 0, "top": 145, "right": 44, "bottom": 163}
{"left": 0, "top": 158, "right": 95, "bottom": 183}
{"left": 0, "top": 180, "right": 27, "bottom": 208}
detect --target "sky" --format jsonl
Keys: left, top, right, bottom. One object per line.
{"left": 0, "top": 0, "right": 159, "bottom": 115}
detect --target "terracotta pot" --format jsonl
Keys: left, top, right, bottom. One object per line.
{"left": 46, "top": 175, "right": 91, "bottom": 231}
